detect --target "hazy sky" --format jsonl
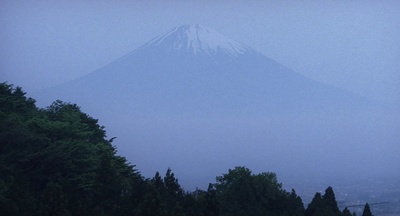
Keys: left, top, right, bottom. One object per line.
{"left": 1, "top": 0, "right": 399, "bottom": 104}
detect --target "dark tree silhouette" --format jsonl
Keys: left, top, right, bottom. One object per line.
{"left": 2, "top": 82, "right": 375, "bottom": 216}
{"left": 305, "top": 186, "right": 341, "bottom": 216}
{"left": 362, "top": 203, "right": 373, "bottom": 216}
{"left": 342, "top": 207, "right": 353, "bottom": 216}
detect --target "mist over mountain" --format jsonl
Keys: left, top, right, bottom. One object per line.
{"left": 33, "top": 25, "right": 399, "bottom": 191}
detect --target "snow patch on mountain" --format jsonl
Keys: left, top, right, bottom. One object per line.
{"left": 145, "top": 24, "right": 249, "bottom": 57}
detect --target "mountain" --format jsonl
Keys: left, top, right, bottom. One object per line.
{"left": 32, "top": 24, "right": 399, "bottom": 189}
{"left": 144, "top": 24, "right": 249, "bottom": 57}
{"left": 36, "top": 24, "right": 371, "bottom": 115}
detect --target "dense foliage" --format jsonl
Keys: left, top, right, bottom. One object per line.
{"left": 0, "top": 83, "right": 372, "bottom": 215}
{"left": 0, "top": 83, "right": 144, "bottom": 215}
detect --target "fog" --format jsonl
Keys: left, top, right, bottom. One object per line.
{"left": 2, "top": 1, "right": 399, "bottom": 102}
{"left": 1, "top": 0, "right": 399, "bottom": 203}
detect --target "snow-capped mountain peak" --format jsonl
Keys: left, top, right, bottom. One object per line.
{"left": 144, "top": 24, "right": 250, "bottom": 57}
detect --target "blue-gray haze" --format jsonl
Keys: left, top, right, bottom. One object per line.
{"left": 1, "top": 1, "right": 399, "bottom": 203}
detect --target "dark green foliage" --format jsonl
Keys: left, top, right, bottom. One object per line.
{"left": 322, "top": 186, "right": 341, "bottom": 216}
{"left": 39, "top": 182, "right": 69, "bottom": 216}
{"left": 215, "top": 166, "right": 304, "bottom": 216}
{"left": 140, "top": 168, "right": 187, "bottom": 216}
{"left": 0, "top": 83, "right": 142, "bottom": 215}
{"left": 287, "top": 189, "right": 306, "bottom": 216}
{"left": 135, "top": 185, "right": 166, "bottom": 216}
{"left": 152, "top": 171, "right": 164, "bottom": 193}
{"left": 1, "top": 83, "right": 373, "bottom": 216}
{"left": 305, "top": 186, "right": 341, "bottom": 216}
{"left": 362, "top": 203, "right": 373, "bottom": 216}
{"left": 164, "top": 168, "right": 184, "bottom": 205}
{"left": 203, "top": 183, "right": 219, "bottom": 216}
{"left": 305, "top": 192, "right": 323, "bottom": 216}
{"left": 0, "top": 83, "right": 36, "bottom": 115}
{"left": 342, "top": 207, "right": 353, "bottom": 216}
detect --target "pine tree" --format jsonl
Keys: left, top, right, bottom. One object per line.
{"left": 203, "top": 183, "right": 219, "bottom": 216}
{"left": 163, "top": 168, "right": 184, "bottom": 216}
{"left": 305, "top": 192, "right": 323, "bottom": 216}
{"left": 362, "top": 203, "right": 373, "bottom": 216}
{"left": 164, "top": 168, "right": 183, "bottom": 198}
{"left": 135, "top": 185, "right": 166, "bottom": 216}
{"left": 152, "top": 171, "right": 165, "bottom": 196}
{"left": 286, "top": 189, "right": 305, "bottom": 216}
{"left": 342, "top": 207, "right": 353, "bottom": 216}
{"left": 305, "top": 186, "right": 341, "bottom": 216}
{"left": 322, "top": 186, "right": 341, "bottom": 216}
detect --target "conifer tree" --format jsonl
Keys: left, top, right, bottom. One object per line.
{"left": 287, "top": 189, "right": 305, "bottom": 216}
{"left": 163, "top": 168, "right": 184, "bottom": 216}
{"left": 322, "top": 186, "right": 341, "bottom": 216}
{"left": 203, "top": 183, "right": 219, "bottom": 216}
{"left": 305, "top": 192, "right": 323, "bottom": 216}
{"left": 362, "top": 203, "right": 373, "bottom": 216}
{"left": 135, "top": 185, "right": 166, "bottom": 216}
{"left": 342, "top": 207, "right": 353, "bottom": 216}
{"left": 152, "top": 171, "right": 165, "bottom": 196}
{"left": 305, "top": 186, "right": 341, "bottom": 216}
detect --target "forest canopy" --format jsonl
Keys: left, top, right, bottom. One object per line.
{"left": 0, "top": 82, "right": 371, "bottom": 216}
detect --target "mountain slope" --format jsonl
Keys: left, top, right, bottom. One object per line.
{"left": 36, "top": 25, "right": 371, "bottom": 116}
{"left": 32, "top": 24, "right": 399, "bottom": 189}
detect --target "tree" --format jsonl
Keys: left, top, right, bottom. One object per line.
{"left": 152, "top": 171, "right": 165, "bottom": 193}
{"left": 39, "top": 182, "right": 69, "bottom": 216}
{"left": 163, "top": 168, "right": 185, "bottom": 216}
{"left": 164, "top": 168, "right": 184, "bottom": 198}
{"left": 305, "top": 187, "right": 340, "bottom": 216}
{"left": 215, "top": 166, "right": 256, "bottom": 216}
{"left": 342, "top": 207, "right": 352, "bottom": 216}
{"left": 362, "top": 203, "right": 373, "bottom": 216}
{"left": 305, "top": 192, "right": 324, "bottom": 216}
{"left": 135, "top": 185, "right": 166, "bottom": 216}
{"left": 286, "top": 189, "right": 305, "bottom": 216}
{"left": 215, "top": 166, "right": 298, "bottom": 216}
{"left": 322, "top": 186, "right": 341, "bottom": 216}
{"left": 1, "top": 83, "right": 40, "bottom": 215}
{"left": 203, "top": 183, "right": 219, "bottom": 216}
{"left": 0, "top": 83, "right": 144, "bottom": 215}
